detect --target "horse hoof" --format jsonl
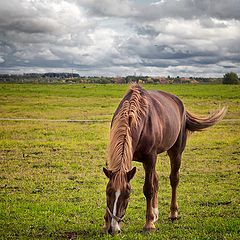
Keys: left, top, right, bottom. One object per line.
{"left": 143, "top": 227, "right": 156, "bottom": 233}
{"left": 169, "top": 210, "right": 180, "bottom": 221}
{"left": 168, "top": 216, "right": 181, "bottom": 222}
{"left": 143, "top": 223, "right": 156, "bottom": 232}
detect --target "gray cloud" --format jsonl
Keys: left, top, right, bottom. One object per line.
{"left": 0, "top": 0, "right": 239, "bottom": 76}
{"left": 137, "top": 0, "right": 240, "bottom": 21}
{"left": 79, "top": 0, "right": 138, "bottom": 17}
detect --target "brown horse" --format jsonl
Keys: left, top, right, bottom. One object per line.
{"left": 103, "top": 84, "right": 226, "bottom": 234}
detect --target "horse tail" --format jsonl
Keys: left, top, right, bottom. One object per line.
{"left": 186, "top": 107, "right": 227, "bottom": 132}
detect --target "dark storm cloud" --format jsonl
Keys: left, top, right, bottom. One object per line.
{"left": 0, "top": 0, "right": 239, "bottom": 76}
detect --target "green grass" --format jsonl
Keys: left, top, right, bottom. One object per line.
{"left": 0, "top": 84, "right": 239, "bottom": 239}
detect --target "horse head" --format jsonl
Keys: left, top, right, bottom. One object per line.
{"left": 103, "top": 167, "right": 136, "bottom": 235}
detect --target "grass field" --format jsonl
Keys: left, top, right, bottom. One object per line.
{"left": 0, "top": 84, "right": 239, "bottom": 239}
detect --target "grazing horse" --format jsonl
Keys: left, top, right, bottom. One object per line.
{"left": 103, "top": 84, "right": 226, "bottom": 234}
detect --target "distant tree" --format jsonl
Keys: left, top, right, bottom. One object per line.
{"left": 146, "top": 77, "right": 154, "bottom": 84}
{"left": 223, "top": 72, "right": 239, "bottom": 84}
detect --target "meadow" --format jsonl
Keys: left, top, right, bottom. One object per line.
{"left": 0, "top": 83, "right": 239, "bottom": 239}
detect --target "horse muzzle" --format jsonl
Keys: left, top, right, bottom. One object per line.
{"left": 108, "top": 225, "right": 121, "bottom": 235}
{"left": 106, "top": 207, "right": 123, "bottom": 235}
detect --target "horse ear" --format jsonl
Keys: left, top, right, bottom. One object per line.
{"left": 103, "top": 167, "right": 112, "bottom": 179}
{"left": 127, "top": 167, "right": 136, "bottom": 182}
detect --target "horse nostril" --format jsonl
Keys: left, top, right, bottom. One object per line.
{"left": 108, "top": 228, "right": 121, "bottom": 235}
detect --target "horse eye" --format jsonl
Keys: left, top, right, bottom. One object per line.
{"left": 106, "top": 190, "right": 114, "bottom": 199}
{"left": 124, "top": 191, "right": 130, "bottom": 198}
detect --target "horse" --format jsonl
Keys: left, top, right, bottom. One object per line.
{"left": 103, "top": 84, "right": 226, "bottom": 234}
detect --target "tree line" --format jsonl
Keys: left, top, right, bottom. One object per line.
{"left": 0, "top": 72, "right": 238, "bottom": 84}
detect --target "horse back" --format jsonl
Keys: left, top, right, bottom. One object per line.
{"left": 134, "top": 90, "right": 186, "bottom": 159}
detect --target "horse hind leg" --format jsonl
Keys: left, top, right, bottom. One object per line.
{"left": 167, "top": 129, "right": 187, "bottom": 221}
{"left": 168, "top": 152, "right": 181, "bottom": 220}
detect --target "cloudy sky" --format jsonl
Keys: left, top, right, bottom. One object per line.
{"left": 0, "top": 0, "right": 239, "bottom": 77}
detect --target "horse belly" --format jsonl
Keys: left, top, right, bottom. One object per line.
{"left": 156, "top": 118, "right": 181, "bottom": 153}
{"left": 156, "top": 131, "right": 179, "bottom": 153}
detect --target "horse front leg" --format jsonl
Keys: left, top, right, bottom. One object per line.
{"left": 143, "top": 156, "right": 158, "bottom": 231}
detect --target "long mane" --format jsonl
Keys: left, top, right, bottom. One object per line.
{"left": 107, "top": 85, "right": 148, "bottom": 176}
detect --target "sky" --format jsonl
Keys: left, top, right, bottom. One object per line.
{"left": 0, "top": 0, "right": 240, "bottom": 77}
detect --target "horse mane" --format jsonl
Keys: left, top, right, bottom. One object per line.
{"left": 107, "top": 84, "right": 148, "bottom": 188}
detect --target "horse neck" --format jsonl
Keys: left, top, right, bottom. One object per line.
{"left": 108, "top": 112, "right": 133, "bottom": 172}
{"left": 108, "top": 85, "right": 148, "bottom": 173}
